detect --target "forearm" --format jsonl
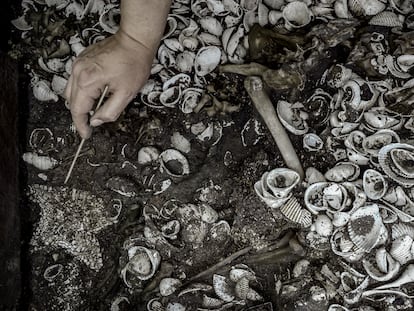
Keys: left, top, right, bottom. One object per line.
{"left": 119, "top": 0, "right": 171, "bottom": 52}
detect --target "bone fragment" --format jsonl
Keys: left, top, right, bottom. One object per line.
{"left": 244, "top": 76, "right": 304, "bottom": 179}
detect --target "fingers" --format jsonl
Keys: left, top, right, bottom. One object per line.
{"left": 90, "top": 90, "right": 132, "bottom": 127}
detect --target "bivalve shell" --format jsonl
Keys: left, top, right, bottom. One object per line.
{"left": 159, "top": 149, "right": 190, "bottom": 177}
{"left": 280, "top": 196, "right": 312, "bottom": 227}
{"left": 159, "top": 278, "right": 182, "bottom": 296}
{"left": 362, "top": 169, "right": 388, "bottom": 200}
{"left": 22, "top": 152, "right": 59, "bottom": 170}
{"left": 195, "top": 46, "right": 222, "bottom": 77}
{"left": 378, "top": 143, "right": 414, "bottom": 186}
{"left": 369, "top": 11, "right": 403, "bottom": 27}
{"left": 389, "top": 235, "right": 414, "bottom": 265}
{"left": 324, "top": 162, "right": 360, "bottom": 182}
{"left": 213, "top": 274, "right": 235, "bottom": 302}
{"left": 266, "top": 168, "right": 301, "bottom": 199}
{"left": 282, "top": 1, "right": 313, "bottom": 31}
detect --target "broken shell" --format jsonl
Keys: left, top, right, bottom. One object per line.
{"left": 121, "top": 246, "right": 161, "bottom": 287}
{"left": 378, "top": 143, "right": 414, "bottom": 186}
{"left": 202, "top": 295, "right": 224, "bottom": 308}
{"left": 159, "top": 278, "right": 182, "bottom": 296}
{"left": 11, "top": 15, "right": 33, "bottom": 31}
{"left": 305, "top": 167, "right": 326, "bottom": 185}
{"left": 348, "top": 0, "right": 386, "bottom": 16}
{"left": 332, "top": 212, "right": 350, "bottom": 227}
{"left": 137, "top": 146, "right": 160, "bottom": 165}
{"left": 229, "top": 267, "right": 256, "bottom": 283}
{"left": 200, "top": 204, "right": 219, "bottom": 224}
{"left": 348, "top": 204, "right": 388, "bottom": 252}
{"left": 362, "top": 248, "right": 400, "bottom": 282}
{"left": 373, "top": 264, "right": 414, "bottom": 291}
{"left": 369, "top": 11, "right": 403, "bottom": 27}
{"left": 160, "top": 86, "right": 182, "bottom": 108}
{"left": 195, "top": 46, "right": 221, "bottom": 77}
{"left": 392, "top": 222, "right": 414, "bottom": 240}
{"left": 362, "top": 169, "right": 388, "bottom": 200}
{"left": 325, "top": 64, "right": 353, "bottom": 89}
{"left": 363, "top": 109, "right": 403, "bottom": 132}
{"left": 280, "top": 196, "right": 313, "bottom": 227}
{"left": 305, "top": 182, "right": 348, "bottom": 214}
{"left": 32, "top": 79, "right": 59, "bottom": 102}
{"left": 282, "top": 1, "right": 313, "bottom": 31}
{"left": 312, "top": 214, "right": 333, "bottom": 237}
{"left": 176, "top": 51, "right": 195, "bottom": 73}
{"left": 43, "top": 264, "right": 63, "bottom": 282}
{"left": 99, "top": 4, "right": 120, "bottom": 34}
{"left": 209, "top": 220, "right": 231, "bottom": 244}
{"left": 22, "top": 152, "right": 59, "bottom": 170}
{"left": 106, "top": 176, "right": 137, "bottom": 197}
{"left": 266, "top": 168, "right": 301, "bottom": 199}
{"left": 234, "top": 277, "right": 250, "bottom": 300}
{"left": 159, "top": 149, "right": 190, "bottom": 177}
{"left": 277, "top": 101, "right": 309, "bottom": 135}
{"left": 293, "top": 259, "right": 310, "bottom": 277}
{"left": 396, "top": 54, "right": 414, "bottom": 72}
{"left": 362, "top": 129, "right": 400, "bottom": 157}
{"left": 303, "top": 133, "right": 324, "bottom": 152}
{"left": 240, "top": 0, "right": 259, "bottom": 11}
{"left": 161, "top": 220, "right": 181, "bottom": 239}
{"left": 213, "top": 274, "right": 235, "bottom": 302}
{"left": 324, "top": 162, "right": 360, "bottom": 182}
{"left": 389, "top": 235, "right": 414, "bottom": 265}
{"left": 166, "top": 302, "right": 186, "bottom": 311}
{"left": 171, "top": 132, "right": 191, "bottom": 154}
{"left": 180, "top": 88, "right": 203, "bottom": 114}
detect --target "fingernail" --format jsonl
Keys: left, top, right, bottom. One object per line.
{"left": 91, "top": 119, "right": 103, "bottom": 127}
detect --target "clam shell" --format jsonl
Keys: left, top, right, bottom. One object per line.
{"left": 195, "top": 46, "right": 221, "bottom": 77}
{"left": 305, "top": 182, "right": 348, "bottom": 214}
{"left": 51, "top": 75, "right": 67, "bottom": 96}
{"left": 122, "top": 246, "right": 161, "bottom": 286}
{"left": 347, "top": 204, "right": 388, "bottom": 252}
{"left": 369, "top": 11, "right": 403, "bottom": 27}
{"left": 263, "top": 0, "right": 284, "bottom": 10}
{"left": 266, "top": 168, "right": 301, "bottom": 199}
{"left": 258, "top": 2, "right": 269, "bottom": 26}
{"left": 362, "top": 129, "right": 400, "bottom": 157}
{"left": 229, "top": 267, "right": 256, "bottom": 283}
{"left": 32, "top": 80, "right": 59, "bottom": 102}
{"left": 159, "top": 149, "right": 190, "bottom": 177}
{"left": 159, "top": 278, "right": 182, "bottom": 296}
{"left": 240, "top": 0, "right": 259, "bottom": 11}
{"left": 362, "top": 248, "right": 400, "bottom": 282}
{"left": 362, "top": 169, "right": 388, "bottom": 200}
{"left": 176, "top": 51, "right": 195, "bottom": 73}
{"left": 22, "top": 152, "right": 59, "bottom": 170}
{"left": 171, "top": 132, "right": 191, "bottom": 154}
{"left": 390, "top": 148, "right": 414, "bottom": 178}
{"left": 11, "top": 15, "right": 33, "bottom": 31}
{"left": 161, "top": 220, "right": 181, "bottom": 239}
{"left": 200, "top": 204, "right": 219, "bottom": 224}
{"left": 254, "top": 173, "right": 290, "bottom": 209}
{"left": 276, "top": 100, "right": 309, "bottom": 135}
{"left": 166, "top": 302, "right": 186, "bottom": 311}
{"left": 160, "top": 86, "right": 182, "bottom": 108}
{"left": 378, "top": 143, "right": 414, "bottom": 186}
{"left": 348, "top": 0, "right": 386, "bottom": 16}
{"left": 280, "top": 196, "right": 312, "bottom": 227}
{"left": 312, "top": 214, "right": 333, "bottom": 237}
{"left": 324, "top": 162, "right": 360, "bottom": 182}
{"left": 305, "top": 167, "right": 326, "bottom": 185}
{"left": 282, "top": 1, "right": 313, "bottom": 30}
{"left": 392, "top": 223, "right": 414, "bottom": 240}
{"left": 325, "top": 64, "right": 353, "bottom": 88}
{"left": 397, "top": 54, "right": 414, "bottom": 72}
{"left": 213, "top": 274, "right": 235, "bottom": 302}
{"left": 303, "top": 133, "right": 324, "bottom": 152}
{"left": 389, "top": 235, "right": 414, "bottom": 265}
{"left": 137, "top": 146, "right": 160, "bottom": 165}
{"left": 199, "top": 16, "right": 223, "bottom": 37}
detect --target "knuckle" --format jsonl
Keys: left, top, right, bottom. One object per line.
{"left": 102, "top": 113, "right": 119, "bottom": 123}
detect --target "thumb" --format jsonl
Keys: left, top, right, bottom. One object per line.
{"left": 90, "top": 91, "right": 131, "bottom": 126}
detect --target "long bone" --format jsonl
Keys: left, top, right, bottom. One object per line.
{"left": 244, "top": 76, "right": 304, "bottom": 179}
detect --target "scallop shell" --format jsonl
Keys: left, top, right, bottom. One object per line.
{"left": 282, "top": 1, "right": 313, "bottom": 30}
{"left": 392, "top": 223, "right": 414, "bottom": 240}
{"left": 362, "top": 169, "right": 388, "bottom": 200}
{"left": 389, "top": 235, "right": 414, "bottom": 265}
{"left": 347, "top": 204, "right": 388, "bottom": 252}
{"left": 202, "top": 294, "right": 224, "bottom": 308}
{"left": 369, "top": 11, "right": 403, "bottom": 27}
{"left": 32, "top": 80, "right": 59, "bottom": 102}
{"left": 195, "top": 46, "right": 221, "bottom": 77}
{"left": 279, "top": 196, "right": 312, "bottom": 227}
{"left": 234, "top": 277, "right": 250, "bottom": 300}
{"left": 159, "top": 149, "right": 190, "bottom": 177}
{"left": 277, "top": 100, "right": 309, "bottom": 135}
{"left": 213, "top": 274, "right": 235, "bottom": 302}
{"left": 159, "top": 278, "right": 182, "bottom": 296}
{"left": 22, "top": 152, "right": 59, "bottom": 170}
{"left": 266, "top": 168, "right": 301, "bottom": 199}
{"left": 378, "top": 143, "right": 414, "bottom": 186}
{"left": 324, "top": 162, "right": 360, "bottom": 182}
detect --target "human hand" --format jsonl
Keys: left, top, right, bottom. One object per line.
{"left": 64, "top": 30, "right": 154, "bottom": 139}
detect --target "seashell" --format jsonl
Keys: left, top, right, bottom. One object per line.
{"left": 362, "top": 169, "right": 388, "bottom": 200}
{"left": 180, "top": 88, "right": 203, "bottom": 114}
{"left": 137, "top": 146, "right": 160, "bottom": 165}
{"left": 234, "top": 277, "right": 250, "bottom": 300}
{"left": 324, "top": 162, "right": 360, "bottom": 182}
{"left": 11, "top": 15, "right": 33, "bottom": 31}
{"left": 282, "top": 1, "right": 313, "bottom": 31}
{"left": 163, "top": 38, "right": 184, "bottom": 53}
{"left": 166, "top": 302, "right": 186, "bottom": 311}
{"left": 258, "top": 2, "right": 269, "bottom": 26}
{"left": 305, "top": 167, "right": 326, "bottom": 185}
{"left": 342, "top": 79, "right": 379, "bottom": 111}
{"left": 199, "top": 16, "right": 223, "bottom": 37}
{"left": 159, "top": 149, "right": 190, "bottom": 177}
{"left": 163, "top": 73, "right": 191, "bottom": 91}
{"left": 268, "top": 10, "right": 283, "bottom": 25}
{"left": 65, "top": 1, "right": 84, "bottom": 19}
{"left": 32, "top": 80, "right": 59, "bottom": 102}
{"left": 328, "top": 305, "right": 350, "bottom": 311}
{"left": 69, "top": 35, "right": 86, "bottom": 56}
{"left": 224, "top": 13, "right": 243, "bottom": 28}
{"left": 396, "top": 55, "right": 414, "bottom": 72}
{"left": 202, "top": 294, "right": 224, "bottom": 308}
{"left": 369, "top": 11, "right": 403, "bottom": 27}
{"left": 51, "top": 75, "right": 67, "bottom": 96}
{"left": 241, "top": 0, "right": 259, "bottom": 11}
{"left": 200, "top": 204, "right": 218, "bottom": 223}
{"left": 332, "top": 212, "right": 350, "bottom": 227}
{"left": 110, "top": 296, "right": 129, "bottom": 311}
{"left": 43, "top": 264, "right": 63, "bottom": 282}
{"left": 303, "top": 133, "right": 324, "bottom": 152}
{"left": 325, "top": 64, "right": 353, "bottom": 89}
{"left": 171, "top": 132, "right": 191, "bottom": 154}
{"left": 213, "top": 274, "right": 235, "bottom": 302}
{"left": 209, "top": 220, "right": 231, "bottom": 244}
{"left": 277, "top": 101, "right": 309, "bottom": 135}
{"left": 243, "top": 9, "right": 258, "bottom": 31}
{"left": 392, "top": 223, "right": 414, "bottom": 240}
{"left": 363, "top": 248, "right": 400, "bottom": 282}
{"left": 389, "top": 0, "right": 414, "bottom": 14}
{"left": 363, "top": 110, "right": 403, "bottom": 132}
{"left": 121, "top": 246, "right": 161, "bottom": 287}
{"left": 157, "top": 44, "right": 176, "bottom": 67}
{"left": 293, "top": 259, "right": 310, "bottom": 277}
{"left": 389, "top": 235, "right": 414, "bottom": 265}
{"left": 312, "top": 214, "right": 333, "bottom": 237}
{"left": 161, "top": 220, "right": 180, "bottom": 239}
{"left": 384, "top": 55, "right": 412, "bottom": 79}
{"left": 22, "top": 152, "right": 59, "bottom": 170}
{"left": 194, "top": 46, "right": 221, "bottom": 77}
{"left": 305, "top": 182, "right": 348, "bottom": 214}
{"left": 362, "top": 129, "right": 400, "bottom": 157}
{"left": 29, "top": 128, "right": 54, "bottom": 153}
{"left": 159, "top": 278, "right": 182, "bottom": 296}
{"left": 99, "top": 4, "right": 120, "bottom": 33}
{"left": 38, "top": 57, "right": 65, "bottom": 74}
{"left": 175, "top": 51, "right": 195, "bottom": 73}
{"left": 331, "top": 228, "right": 365, "bottom": 261}
{"left": 223, "top": 26, "right": 245, "bottom": 58}
{"left": 378, "top": 143, "right": 414, "bottom": 186}
{"left": 348, "top": 0, "right": 386, "bottom": 16}
{"left": 280, "top": 196, "right": 312, "bottom": 227}
{"left": 374, "top": 264, "right": 414, "bottom": 290}
{"left": 263, "top": 0, "right": 284, "bottom": 10}
{"left": 106, "top": 176, "right": 137, "bottom": 197}
{"left": 246, "top": 287, "right": 263, "bottom": 301}
{"left": 198, "top": 32, "right": 221, "bottom": 46}
{"left": 347, "top": 204, "right": 388, "bottom": 252}
{"left": 229, "top": 267, "right": 255, "bottom": 283}
{"left": 160, "top": 86, "right": 182, "bottom": 108}
{"left": 266, "top": 168, "right": 301, "bottom": 199}
{"left": 334, "top": 0, "right": 351, "bottom": 18}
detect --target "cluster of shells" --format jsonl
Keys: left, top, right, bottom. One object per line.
{"left": 12, "top": 0, "right": 414, "bottom": 309}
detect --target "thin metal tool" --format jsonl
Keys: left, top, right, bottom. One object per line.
{"left": 64, "top": 85, "right": 109, "bottom": 184}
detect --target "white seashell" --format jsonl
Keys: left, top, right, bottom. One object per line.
{"left": 240, "top": 0, "right": 259, "bottom": 11}
{"left": 258, "top": 2, "right": 269, "bottom": 26}
{"left": 166, "top": 302, "right": 186, "bottom": 311}
{"left": 164, "top": 38, "right": 184, "bottom": 53}
{"left": 277, "top": 101, "right": 309, "bottom": 135}
{"left": 328, "top": 304, "right": 350, "bottom": 311}
{"left": 175, "top": 51, "right": 195, "bottom": 72}
{"left": 362, "top": 248, "right": 400, "bottom": 282}
{"left": 194, "top": 46, "right": 221, "bottom": 77}
{"left": 263, "top": 0, "right": 284, "bottom": 10}
{"left": 265, "top": 168, "right": 301, "bottom": 199}
{"left": 65, "top": 1, "right": 84, "bottom": 19}
{"left": 43, "top": 264, "right": 63, "bottom": 282}
{"left": 324, "top": 162, "right": 360, "bottom": 182}
{"left": 389, "top": 235, "right": 414, "bottom": 265}
{"left": 362, "top": 129, "right": 400, "bottom": 157}
{"left": 229, "top": 267, "right": 255, "bottom": 283}
{"left": 163, "top": 73, "right": 191, "bottom": 91}
{"left": 332, "top": 212, "right": 350, "bottom": 227}
{"left": 160, "top": 86, "right": 182, "bottom": 108}
{"left": 282, "top": 1, "right": 313, "bottom": 31}
{"left": 362, "top": 169, "right": 388, "bottom": 200}
{"left": 171, "top": 132, "right": 191, "bottom": 154}
{"left": 32, "top": 80, "right": 59, "bottom": 102}
{"left": 99, "top": 4, "right": 119, "bottom": 33}
{"left": 334, "top": 0, "right": 351, "bottom": 18}
{"left": 392, "top": 223, "right": 414, "bottom": 240}
{"left": 396, "top": 55, "right": 414, "bottom": 72}
{"left": 69, "top": 36, "right": 86, "bottom": 56}
{"left": 384, "top": 55, "right": 412, "bottom": 79}
{"left": 159, "top": 278, "right": 182, "bottom": 296}
{"left": 200, "top": 204, "right": 218, "bottom": 223}
{"left": 369, "top": 11, "right": 403, "bottom": 27}
{"left": 293, "top": 259, "right": 310, "bottom": 277}
{"left": 51, "top": 75, "right": 67, "bottom": 96}
{"left": 159, "top": 149, "right": 190, "bottom": 177}
{"left": 223, "top": 26, "right": 245, "bottom": 57}
{"left": 224, "top": 13, "right": 243, "bottom": 28}
{"left": 305, "top": 182, "right": 346, "bottom": 214}
{"left": 198, "top": 32, "right": 221, "bottom": 46}
{"left": 342, "top": 79, "right": 378, "bottom": 111}
{"left": 348, "top": 0, "right": 386, "bottom": 16}
{"left": 305, "top": 167, "right": 326, "bottom": 185}
{"left": 312, "top": 214, "right": 333, "bottom": 237}
{"left": 347, "top": 204, "right": 388, "bottom": 252}
{"left": 246, "top": 288, "right": 263, "bottom": 301}
{"left": 280, "top": 196, "right": 312, "bottom": 227}
{"left": 137, "top": 146, "right": 160, "bottom": 165}
{"left": 243, "top": 9, "right": 258, "bottom": 31}
{"left": 161, "top": 220, "right": 180, "bottom": 239}
{"left": 202, "top": 294, "right": 224, "bottom": 308}
{"left": 199, "top": 16, "right": 223, "bottom": 37}
{"left": 209, "top": 220, "right": 231, "bottom": 243}
{"left": 325, "top": 64, "right": 353, "bottom": 89}
{"left": 254, "top": 177, "right": 290, "bottom": 209}
{"left": 303, "top": 133, "right": 324, "bottom": 152}
{"left": 213, "top": 274, "right": 235, "bottom": 302}
{"left": 22, "top": 152, "right": 59, "bottom": 170}
{"left": 373, "top": 264, "right": 414, "bottom": 290}
{"left": 389, "top": 0, "right": 413, "bottom": 14}
{"left": 268, "top": 10, "right": 283, "bottom": 25}
{"left": 234, "top": 277, "right": 250, "bottom": 299}
{"left": 180, "top": 88, "right": 203, "bottom": 114}
{"left": 206, "top": 0, "right": 226, "bottom": 15}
